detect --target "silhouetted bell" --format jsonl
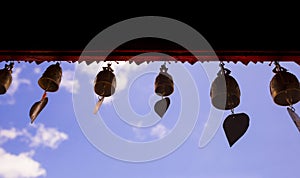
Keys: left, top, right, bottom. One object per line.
{"left": 155, "top": 64, "right": 174, "bottom": 97}
{"left": 210, "top": 67, "right": 240, "bottom": 110}
{"left": 38, "top": 62, "right": 62, "bottom": 92}
{"left": 270, "top": 62, "right": 300, "bottom": 133}
{"left": 93, "top": 64, "right": 116, "bottom": 114}
{"left": 0, "top": 63, "right": 13, "bottom": 95}
{"left": 154, "top": 64, "right": 173, "bottom": 118}
{"left": 270, "top": 68, "right": 300, "bottom": 106}
{"left": 29, "top": 62, "right": 62, "bottom": 124}
{"left": 94, "top": 64, "right": 116, "bottom": 97}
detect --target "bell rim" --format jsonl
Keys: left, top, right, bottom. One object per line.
{"left": 38, "top": 77, "right": 60, "bottom": 92}
{"left": 272, "top": 88, "right": 300, "bottom": 106}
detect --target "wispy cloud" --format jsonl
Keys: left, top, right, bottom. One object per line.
{"left": 0, "top": 124, "right": 68, "bottom": 149}
{"left": 131, "top": 123, "right": 170, "bottom": 141}
{"left": 60, "top": 70, "right": 79, "bottom": 94}
{"left": 0, "top": 67, "right": 31, "bottom": 105}
{"left": 33, "top": 67, "right": 41, "bottom": 74}
{"left": 29, "top": 124, "right": 68, "bottom": 149}
{"left": 150, "top": 124, "right": 169, "bottom": 139}
{"left": 0, "top": 128, "right": 27, "bottom": 145}
{"left": 132, "top": 122, "right": 146, "bottom": 141}
{"left": 0, "top": 148, "right": 46, "bottom": 178}
{"left": 7, "top": 67, "right": 31, "bottom": 96}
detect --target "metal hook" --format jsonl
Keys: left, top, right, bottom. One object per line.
{"left": 272, "top": 61, "right": 287, "bottom": 73}
{"left": 231, "top": 109, "right": 235, "bottom": 114}
{"left": 160, "top": 63, "right": 168, "bottom": 73}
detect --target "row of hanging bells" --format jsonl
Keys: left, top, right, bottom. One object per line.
{"left": 93, "top": 62, "right": 174, "bottom": 118}
{"left": 29, "top": 62, "right": 62, "bottom": 124}
{"left": 270, "top": 61, "right": 300, "bottom": 131}
{"left": 210, "top": 62, "right": 250, "bottom": 147}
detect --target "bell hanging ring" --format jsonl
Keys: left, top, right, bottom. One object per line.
{"left": 155, "top": 64, "right": 174, "bottom": 97}
{"left": 0, "top": 63, "right": 14, "bottom": 95}
{"left": 270, "top": 66, "right": 300, "bottom": 106}
{"left": 94, "top": 64, "right": 116, "bottom": 97}
{"left": 38, "top": 62, "right": 62, "bottom": 92}
{"left": 210, "top": 66, "right": 241, "bottom": 110}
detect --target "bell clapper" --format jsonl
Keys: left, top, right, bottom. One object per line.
{"left": 29, "top": 90, "right": 49, "bottom": 124}
{"left": 287, "top": 105, "right": 300, "bottom": 132}
{"left": 93, "top": 96, "right": 105, "bottom": 114}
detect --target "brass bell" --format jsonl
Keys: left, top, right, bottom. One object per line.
{"left": 94, "top": 64, "right": 116, "bottom": 97}
{"left": 155, "top": 64, "right": 174, "bottom": 97}
{"left": 210, "top": 66, "right": 240, "bottom": 110}
{"left": 38, "top": 62, "right": 62, "bottom": 92}
{"left": 0, "top": 63, "right": 13, "bottom": 95}
{"left": 93, "top": 64, "right": 116, "bottom": 114}
{"left": 270, "top": 64, "right": 300, "bottom": 106}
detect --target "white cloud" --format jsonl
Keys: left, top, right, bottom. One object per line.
{"left": 0, "top": 67, "right": 31, "bottom": 105}
{"left": 0, "top": 148, "right": 46, "bottom": 178}
{"left": 0, "top": 124, "right": 68, "bottom": 177}
{"left": 132, "top": 122, "right": 146, "bottom": 141}
{"left": 150, "top": 124, "right": 169, "bottom": 139}
{"left": 33, "top": 67, "right": 41, "bottom": 74}
{"left": 0, "top": 128, "right": 27, "bottom": 145}
{"left": 60, "top": 70, "right": 79, "bottom": 94}
{"left": 29, "top": 124, "right": 68, "bottom": 149}
{"left": 0, "top": 124, "right": 68, "bottom": 149}
{"left": 7, "top": 67, "right": 31, "bottom": 96}
{"left": 77, "top": 62, "right": 100, "bottom": 76}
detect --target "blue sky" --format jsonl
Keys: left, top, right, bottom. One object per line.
{"left": 0, "top": 60, "right": 300, "bottom": 178}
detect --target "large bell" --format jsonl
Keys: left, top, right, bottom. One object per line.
{"left": 38, "top": 63, "right": 62, "bottom": 92}
{"left": 155, "top": 64, "right": 174, "bottom": 97}
{"left": 94, "top": 64, "right": 116, "bottom": 97}
{"left": 210, "top": 68, "right": 240, "bottom": 110}
{"left": 0, "top": 63, "right": 13, "bottom": 95}
{"left": 270, "top": 70, "right": 300, "bottom": 106}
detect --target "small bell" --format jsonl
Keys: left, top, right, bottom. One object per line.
{"left": 94, "top": 64, "right": 116, "bottom": 97}
{"left": 29, "top": 62, "right": 62, "bottom": 123}
{"left": 210, "top": 63, "right": 249, "bottom": 147}
{"left": 154, "top": 63, "right": 173, "bottom": 118}
{"left": 38, "top": 62, "right": 62, "bottom": 92}
{"left": 154, "top": 64, "right": 174, "bottom": 97}
{"left": 0, "top": 62, "right": 14, "bottom": 95}
{"left": 210, "top": 64, "right": 240, "bottom": 110}
{"left": 93, "top": 64, "right": 116, "bottom": 114}
{"left": 270, "top": 62, "right": 300, "bottom": 132}
{"left": 270, "top": 63, "right": 300, "bottom": 106}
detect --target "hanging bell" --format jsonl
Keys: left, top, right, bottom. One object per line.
{"left": 270, "top": 65, "right": 300, "bottom": 106}
{"left": 38, "top": 62, "right": 62, "bottom": 92}
{"left": 0, "top": 63, "right": 13, "bottom": 95}
{"left": 210, "top": 66, "right": 240, "bottom": 110}
{"left": 154, "top": 64, "right": 174, "bottom": 97}
{"left": 93, "top": 64, "right": 116, "bottom": 114}
{"left": 94, "top": 64, "right": 116, "bottom": 97}
{"left": 154, "top": 64, "right": 173, "bottom": 118}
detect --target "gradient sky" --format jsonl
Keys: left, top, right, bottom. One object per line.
{"left": 0, "top": 60, "right": 300, "bottom": 178}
